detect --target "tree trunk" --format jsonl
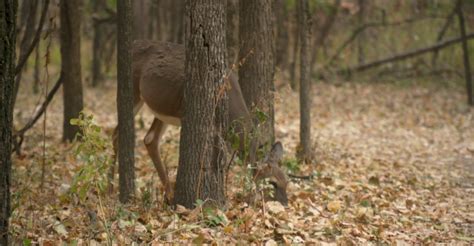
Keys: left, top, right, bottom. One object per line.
{"left": 91, "top": 0, "right": 105, "bottom": 87}
{"left": 12, "top": 0, "right": 38, "bottom": 110}
{"left": 33, "top": 39, "right": 40, "bottom": 94}
{"left": 133, "top": 0, "right": 151, "bottom": 40}
{"left": 174, "top": 0, "right": 228, "bottom": 209}
{"left": 172, "top": 0, "right": 184, "bottom": 44}
{"left": 60, "top": 0, "right": 83, "bottom": 142}
{"left": 290, "top": 1, "right": 299, "bottom": 90}
{"left": 226, "top": 0, "right": 239, "bottom": 66}
{"left": 239, "top": 0, "right": 275, "bottom": 149}
{"left": 357, "top": 0, "right": 365, "bottom": 65}
{"left": 117, "top": 0, "right": 135, "bottom": 203}
{"left": 298, "top": 0, "right": 312, "bottom": 163}
{"left": 275, "top": 0, "right": 289, "bottom": 70}
{"left": 0, "top": 1, "right": 17, "bottom": 244}
{"left": 457, "top": 0, "right": 473, "bottom": 106}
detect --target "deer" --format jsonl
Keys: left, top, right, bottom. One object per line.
{"left": 111, "top": 40, "right": 288, "bottom": 206}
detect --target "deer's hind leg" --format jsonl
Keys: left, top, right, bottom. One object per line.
{"left": 144, "top": 118, "right": 172, "bottom": 202}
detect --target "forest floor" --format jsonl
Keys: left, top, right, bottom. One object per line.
{"left": 10, "top": 78, "right": 474, "bottom": 245}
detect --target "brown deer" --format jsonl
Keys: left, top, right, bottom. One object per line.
{"left": 112, "top": 40, "right": 288, "bottom": 205}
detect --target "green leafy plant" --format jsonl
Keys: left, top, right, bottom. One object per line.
{"left": 283, "top": 158, "right": 301, "bottom": 174}
{"left": 69, "top": 112, "right": 112, "bottom": 202}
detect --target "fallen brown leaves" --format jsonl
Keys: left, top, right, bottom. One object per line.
{"left": 10, "top": 80, "right": 474, "bottom": 244}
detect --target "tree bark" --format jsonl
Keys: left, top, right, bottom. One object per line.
{"left": 298, "top": 0, "right": 312, "bottom": 163}
{"left": 239, "top": 0, "right": 275, "bottom": 149}
{"left": 0, "top": 1, "right": 17, "bottom": 244}
{"left": 174, "top": 0, "right": 228, "bottom": 209}
{"left": 457, "top": 0, "right": 473, "bottom": 106}
{"left": 60, "top": 0, "right": 83, "bottom": 142}
{"left": 117, "top": 0, "right": 135, "bottom": 203}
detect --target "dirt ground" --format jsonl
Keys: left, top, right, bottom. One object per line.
{"left": 10, "top": 77, "right": 474, "bottom": 244}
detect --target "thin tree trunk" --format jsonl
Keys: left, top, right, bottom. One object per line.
{"left": 310, "top": 0, "right": 340, "bottom": 76}
{"left": 299, "top": 0, "right": 312, "bottom": 163}
{"left": 357, "top": 0, "right": 365, "bottom": 65}
{"left": 173, "top": 0, "right": 185, "bottom": 44}
{"left": 91, "top": 0, "right": 105, "bottom": 87}
{"left": 174, "top": 0, "right": 228, "bottom": 208}
{"left": 290, "top": 1, "right": 299, "bottom": 90}
{"left": 33, "top": 38, "right": 40, "bottom": 94}
{"left": 60, "top": 0, "right": 83, "bottom": 142}
{"left": 133, "top": 0, "right": 150, "bottom": 40}
{"left": 239, "top": 0, "right": 275, "bottom": 148}
{"left": 226, "top": 0, "right": 239, "bottom": 66}
{"left": 275, "top": 0, "right": 289, "bottom": 70}
{"left": 432, "top": 2, "right": 457, "bottom": 67}
{"left": 0, "top": 1, "right": 17, "bottom": 244}
{"left": 117, "top": 0, "right": 135, "bottom": 203}
{"left": 457, "top": 0, "right": 473, "bottom": 106}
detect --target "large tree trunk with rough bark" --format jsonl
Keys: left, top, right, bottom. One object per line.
{"left": 298, "top": 0, "right": 312, "bottom": 163}
{"left": 117, "top": 0, "right": 136, "bottom": 203}
{"left": 239, "top": 0, "right": 275, "bottom": 150}
{"left": 0, "top": 1, "right": 17, "bottom": 244}
{"left": 174, "top": 0, "right": 228, "bottom": 209}
{"left": 60, "top": 0, "right": 84, "bottom": 142}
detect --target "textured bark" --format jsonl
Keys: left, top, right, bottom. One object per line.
{"left": 0, "top": 1, "right": 17, "bottom": 244}
{"left": 117, "top": 0, "right": 135, "bottom": 203}
{"left": 239, "top": 0, "right": 275, "bottom": 149}
{"left": 226, "top": 0, "right": 239, "bottom": 65}
{"left": 299, "top": 0, "right": 312, "bottom": 163}
{"left": 60, "top": 0, "right": 83, "bottom": 142}
{"left": 174, "top": 0, "right": 228, "bottom": 208}
{"left": 457, "top": 0, "right": 473, "bottom": 106}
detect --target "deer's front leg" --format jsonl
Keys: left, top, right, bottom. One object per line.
{"left": 144, "top": 118, "right": 172, "bottom": 202}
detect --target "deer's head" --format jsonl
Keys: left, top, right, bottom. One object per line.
{"left": 254, "top": 142, "right": 288, "bottom": 206}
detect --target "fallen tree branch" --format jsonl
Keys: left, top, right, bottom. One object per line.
{"left": 13, "top": 75, "right": 63, "bottom": 155}
{"left": 340, "top": 32, "right": 474, "bottom": 74}
{"left": 326, "top": 15, "right": 449, "bottom": 68}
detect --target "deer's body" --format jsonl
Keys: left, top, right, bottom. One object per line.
{"left": 112, "top": 40, "right": 287, "bottom": 205}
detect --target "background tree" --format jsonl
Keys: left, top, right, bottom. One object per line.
{"left": 117, "top": 0, "right": 135, "bottom": 203}
{"left": 298, "top": 0, "right": 312, "bottom": 163}
{"left": 239, "top": 0, "right": 275, "bottom": 149}
{"left": 0, "top": 1, "right": 17, "bottom": 244}
{"left": 226, "top": 0, "right": 239, "bottom": 66}
{"left": 275, "top": 0, "right": 289, "bottom": 70}
{"left": 174, "top": 0, "right": 228, "bottom": 208}
{"left": 457, "top": 0, "right": 473, "bottom": 106}
{"left": 60, "top": 0, "right": 84, "bottom": 142}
